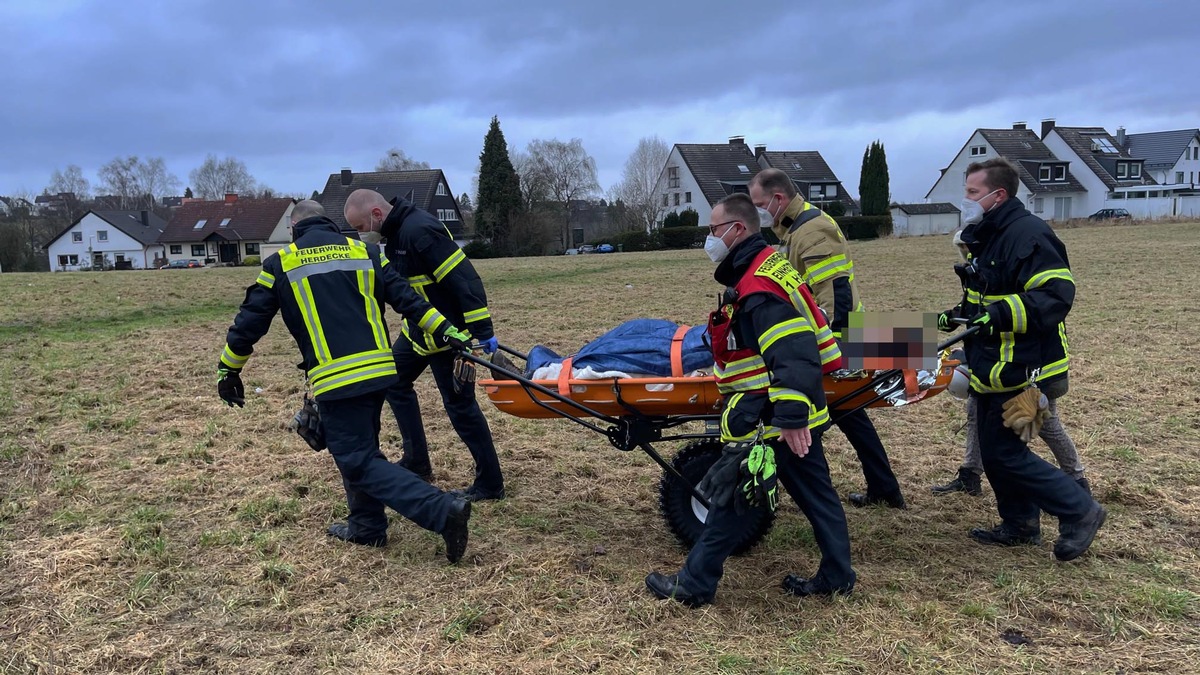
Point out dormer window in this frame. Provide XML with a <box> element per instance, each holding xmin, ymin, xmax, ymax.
<box><xmin>1039</xmin><ymin>166</ymin><xmax>1052</xmax><ymax>182</ymax></box>
<box><xmin>737</xmin><ymin>165</ymin><xmax>750</xmax><ymax>174</ymax></box>
<box><xmin>1130</xmin><ymin>163</ymin><xmax>1142</xmax><ymax>179</ymax></box>
<box><xmin>1116</xmin><ymin>163</ymin><xmax>1128</xmax><ymax>179</ymax></box>
<box><xmin>1053</xmin><ymin>165</ymin><xmax>1066</xmax><ymax>181</ymax></box>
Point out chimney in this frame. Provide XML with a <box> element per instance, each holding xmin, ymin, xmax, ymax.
<box><xmin>753</xmin><ymin>144</ymin><xmax>767</xmax><ymax>159</ymax></box>
<box><xmin>1040</xmin><ymin>118</ymin><xmax>1056</xmax><ymax>139</ymax></box>
<box><xmin>340</xmin><ymin>168</ymin><xmax>353</xmax><ymax>186</ymax></box>
<box><xmin>1116</xmin><ymin>126</ymin><xmax>1126</xmax><ymax>148</ymax></box>
<box><xmin>224</xmin><ymin>193</ymin><xmax>238</xmax><ymax>205</ymax></box>
<box><xmin>1012</xmin><ymin>121</ymin><xmax>1027</xmax><ymax>130</ymax></box>
<box><xmin>140</xmin><ymin>209</ymin><xmax>149</xmax><ymax>227</ymax></box>
<box><xmin>728</xmin><ymin>135</ymin><xmax>745</xmax><ymax>146</ymax></box>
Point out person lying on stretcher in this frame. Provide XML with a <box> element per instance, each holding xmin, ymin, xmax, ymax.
<box><xmin>523</xmin><ymin>318</ymin><xmax>713</xmax><ymax>381</ymax></box>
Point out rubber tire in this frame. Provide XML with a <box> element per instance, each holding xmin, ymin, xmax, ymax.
<box><xmin>658</xmin><ymin>439</ymin><xmax>775</xmax><ymax>555</ymax></box>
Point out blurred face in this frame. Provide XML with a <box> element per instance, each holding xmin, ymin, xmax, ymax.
<box><xmin>964</xmin><ymin>171</ymin><xmax>1005</xmax><ymax>211</ymax></box>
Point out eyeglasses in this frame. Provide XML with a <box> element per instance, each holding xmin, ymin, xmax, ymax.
<box><xmin>707</xmin><ymin>220</ymin><xmax>739</xmax><ymax>236</ymax></box>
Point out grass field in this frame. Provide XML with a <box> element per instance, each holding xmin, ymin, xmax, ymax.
<box><xmin>2</xmin><ymin>221</ymin><xmax>1198</xmax><ymax>674</ymax></box>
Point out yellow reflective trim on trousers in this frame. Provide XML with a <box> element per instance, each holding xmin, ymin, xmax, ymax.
<box><xmin>256</xmin><ymin>271</ymin><xmax>275</xmax><ymax>289</ymax></box>
<box><xmin>221</xmin><ymin>345</ymin><xmax>249</xmax><ymax>369</ymax></box>
<box><xmin>1004</xmin><ymin>295</ymin><xmax>1027</xmax><ymax>334</ymax></box>
<box><xmin>311</xmin><ymin>363</ymin><xmax>398</xmax><ymax>398</ymax></box>
<box><xmin>463</xmin><ymin>307</ymin><xmax>491</xmax><ymax>323</ymax></box>
<box><xmin>805</xmin><ymin>255</ymin><xmax>853</xmax><ymax>286</ymax></box>
<box><xmin>358</xmin><ymin>270</ymin><xmax>389</xmax><ymax>351</ymax></box>
<box><xmin>759</xmin><ymin>317</ymin><xmax>813</xmax><ymax>352</ymax></box>
<box><xmin>309</xmin><ymin>348</ymin><xmax>395</xmax><ymax>382</ymax></box>
<box><xmin>969</xmin><ymin>371</ymin><xmax>1027</xmax><ymax>394</ymax></box>
<box><xmin>432</xmin><ymin>248</ymin><xmax>467</xmax><ymax>282</ymax></box>
<box><xmin>1025</xmin><ymin>268</ymin><xmax>1074</xmax><ymax>291</ymax></box>
<box><xmin>292</xmin><ymin>277</ymin><xmax>330</xmax><ymax>363</ymax></box>
<box><xmin>417</xmin><ymin>307</ymin><xmax>446</xmax><ymax>333</ymax></box>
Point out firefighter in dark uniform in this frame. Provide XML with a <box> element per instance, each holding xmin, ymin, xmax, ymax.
<box><xmin>750</xmin><ymin>168</ymin><xmax>906</xmax><ymax>509</ymax></box>
<box><xmin>344</xmin><ymin>189</ymin><xmax>504</xmax><ymax>502</ymax></box>
<box><xmin>645</xmin><ymin>194</ymin><xmax>855</xmax><ymax>607</ymax></box>
<box><xmin>939</xmin><ymin>158</ymin><xmax>1105</xmax><ymax>561</ymax></box>
<box><xmin>216</xmin><ymin>201</ymin><xmax>473</xmax><ymax>562</ymax></box>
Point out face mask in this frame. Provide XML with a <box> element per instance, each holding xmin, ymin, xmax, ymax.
<box><xmin>960</xmin><ymin>189</ymin><xmax>1000</xmax><ymax>225</ymax></box>
<box><xmin>704</xmin><ymin>234</ymin><xmax>729</xmax><ymax>263</ymax></box>
<box><xmin>359</xmin><ymin>231</ymin><xmax>383</xmax><ymax>245</ymax></box>
<box><xmin>756</xmin><ymin>207</ymin><xmax>774</xmax><ymax>229</ymax></box>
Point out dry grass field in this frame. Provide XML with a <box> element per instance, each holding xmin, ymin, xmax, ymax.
<box><xmin>2</xmin><ymin>221</ymin><xmax>1198</xmax><ymax>674</ymax></box>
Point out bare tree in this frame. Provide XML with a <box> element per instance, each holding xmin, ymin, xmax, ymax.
<box><xmin>524</xmin><ymin>138</ymin><xmax>600</xmax><ymax>249</ymax></box>
<box><xmin>48</xmin><ymin>165</ymin><xmax>91</xmax><ymax>200</ymax></box>
<box><xmin>189</xmin><ymin>154</ymin><xmax>258</xmax><ymax>200</ymax></box>
<box><xmin>375</xmin><ymin>148</ymin><xmax>431</xmax><ymax>172</ymax></box>
<box><xmin>509</xmin><ymin>149</ymin><xmax>551</xmax><ymax>212</ymax></box>
<box><xmin>98</xmin><ymin>156</ymin><xmax>180</xmax><ymax>209</ymax></box>
<box><xmin>137</xmin><ymin>157</ymin><xmax>181</xmax><ymax>207</ymax></box>
<box><xmin>610</xmin><ymin>136</ymin><xmax>670</xmax><ymax>233</ymax></box>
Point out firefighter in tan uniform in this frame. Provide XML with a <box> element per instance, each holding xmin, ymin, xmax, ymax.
<box><xmin>750</xmin><ymin>168</ymin><xmax>906</xmax><ymax>509</ymax></box>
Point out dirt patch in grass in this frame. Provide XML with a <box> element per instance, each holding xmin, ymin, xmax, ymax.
<box><xmin>2</xmin><ymin>222</ymin><xmax>1199</xmax><ymax>673</ymax></box>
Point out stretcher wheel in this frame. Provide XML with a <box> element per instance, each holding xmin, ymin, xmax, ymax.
<box><xmin>658</xmin><ymin>439</ymin><xmax>774</xmax><ymax>555</ymax></box>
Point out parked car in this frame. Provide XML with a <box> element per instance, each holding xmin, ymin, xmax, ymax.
<box><xmin>564</xmin><ymin>248</ymin><xmax>579</xmax><ymax>255</ymax></box>
<box><xmin>1088</xmin><ymin>208</ymin><xmax>1132</xmax><ymax>221</ymax></box>
<box><xmin>161</xmin><ymin>259</ymin><xmax>202</xmax><ymax>269</ymax></box>
<box><xmin>597</xmin><ymin>243</ymin><xmax>615</xmax><ymax>253</ymax></box>
<box><xmin>578</xmin><ymin>244</ymin><xmax>598</xmax><ymax>254</ymax></box>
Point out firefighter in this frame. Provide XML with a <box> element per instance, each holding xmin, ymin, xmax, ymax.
<box><xmin>645</xmin><ymin>193</ymin><xmax>855</xmax><ymax>607</ymax></box>
<box><xmin>937</xmin><ymin>158</ymin><xmax>1104</xmax><ymax>561</ymax></box>
<box><xmin>343</xmin><ymin>189</ymin><xmax>504</xmax><ymax>502</ymax></box>
<box><xmin>216</xmin><ymin>200</ymin><xmax>473</xmax><ymax>562</ymax></box>
<box><xmin>750</xmin><ymin>169</ymin><xmax>905</xmax><ymax>509</ymax></box>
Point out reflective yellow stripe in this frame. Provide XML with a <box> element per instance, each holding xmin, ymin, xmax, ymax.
<box><xmin>819</xmin><ymin>341</ymin><xmax>841</xmax><ymax>366</ymax></box>
<box><xmin>432</xmin><ymin>248</ymin><xmax>467</xmax><ymax>282</ymax></box>
<box><xmin>358</xmin><ymin>269</ymin><xmax>389</xmax><ymax>351</ymax></box>
<box><xmin>220</xmin><ymin>345</ymin><xmax>249</xmax><ymax>369</ymax></box>
<box><xmin>1025</xmin><ymin>268</ymin><xmax>1074</xmax><ymax>291</ymax></box>
<box><xmin>715</xmin><ymin>373</ymin><xmax>771</xmax><ymax>393</ymax></box>
<box><xmin>417</xmin><ymin>307</ymin><xmax>447</xmax><ymax>333</ymax></box>
<box><xmin>808</xmin><ymin>405</ymin><xmax>830</xmax><ymax>429</ymax></box>
<box><xmin>999</xmin><ymin>332</ymin><xmax>1015</xmax><ymax>362</ymax></box>
<box><xmin>969</xmin><ymin>370</ymin><xmax>1027</xmax><ymax>394</ymax></box>
<box><xmin>804</xmin><ymin>254</ymin><xmax>853</xmax><ymax>286</ymax></box>
<box><xmin>280</xmin><ymin>241</ymin><xmax>369</xmax><ymax>274</ymax></box>
<box><xmin>311</xmin><ymin>363</ymin><xmax>398</xmax><ymax>398</ymax></box>
<box><xmin>309</xmin><ymin>349</ymin><xmax>395</xmax><ymax>383</ymax></box>
<box><xmin>1003</xmin><ymin>295</ymin><xmax>1027</xmax><ymax>334</ymax></box>
<box><xmin>759</xmin><ymin>317</ymin><xmax>813</xmax><ymax>352</ymax></box>
<box><xmin>463</xmin><ymin>307</ymin><xmax>491</xmax><ymax>323</ymax></box>
<box><xmin>768</xmin><ymin>387</ymin><xmax>810</xmax><ymax>404</ymax></box>
<box><xmin>718</xmin><ymin>356</ymin><xmax>767</xmax><ymax>377</ymax></box>
<box><xmin>292</xmin><ymin>277</ymin><xmax>330</xmax><ymax>363</ymax></box>
<box><xmin>256</xmin><ymin>271</ymin><xmax>275</xmax><ymax>289</ymax></box>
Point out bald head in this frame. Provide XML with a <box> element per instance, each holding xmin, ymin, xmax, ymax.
<box><xmin>344</xmin><ymin>189</ymin><xmax>392</xmax><ymax>233</ymax></box>
<box><xmin>291</xmin><ymin>200</ymin><xmax>325</xmax><ymax>224</ymax></box>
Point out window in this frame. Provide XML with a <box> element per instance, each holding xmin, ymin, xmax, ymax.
<box><xmin>1053</xmin><ymin>166</ymin><xmax>1066</xmax><ymax>181</ymax></box>
<box><xmin>1129</xmin><ymin>191</ymin><xmax>1146</xmax><ymax>198</ymax></box>
<box><xmin>826</xmin><ymin>185</ymin><xmax>837</xmax><ymax>197</ymax></box>
<box><xmin>97</xmin><ymin>230</ymin><xmax>108</xmax><ymax>242</ymax></box>
<box><xmin>244</xmin><ymin>243</ymin><xmax>259</xmax><ymax>255</ymax></box>
<box><xmin>1052</xmin><ymin>196</ymin><xmax>1072</xmax><ymax>220</ymax></box>
<box><xmin>1091</xmin><ymin>137</ymin><xmax>1118</xmax><ymax>153</ymax></box>
<box><xmin>737</xmin><ymin>165</ymin><xmax>750</xmax><ymax>174</ymax></box>
<box><xmin>193</xmin><ymin>219</ymin><xmax>207</xmax><ymax>229</ymax></box>
<box><xmin>1193</xmin><ymin>146</ymin><xmax>1198</xmax><ymax>160</ymax></box>
<box><xmin>792</xmin><ymin>162</ymin><xmax>803</xmax><ymax>170</ymax></box>
<box><xmin>662</xmin><ymin>194</ymin><xmax>668</xmax><ymax>207</ymax></box>
<box><xmin>1039</xmin><ymin>166</ymin><xmax>1052</xmax><ymax>181</ymax></box>
<box><xmin>970</xmin><ymin>145</ymin><xmax>987</xmax><ymax>157</ymax></box>
<box><xmin>192</xmin><ymin>244</ymin><xmax>206</xmax><ymax>257</ymax></box>
<box><xmin>1177</xmin><ymin>172</ymin><xmax>1186</xmax><ymax>184</ymax></box>
<box><xmin>667</xmin><ymin>166</ymin><xmax>680</xmax><ymax>188</ymax></box>
<box><xmin>1033</xmin><ymin>197</ymin><xmax>1044</xmax><ymax>213</ymax></box>
<box><xmin>72</xmin><ymin>231</ymin><xmax>82</xmax><ymax>242</ymax></box>
<box><xmin>219</xmin><ymin>218</ymin><xmax>231</xmax><ymax>228</ymax></box>
<box><xmin>1116</xmin><ymin>163</ymin><xmax>1128</xmax><ymax>178</ymax></box>
<box><xmin>115</xmin><ymin>254</ymin><xmax>125</xmax><ymax>263</ymax></box>
<box><xmin>810</xmin><ymin>185</ymin><xmax>822</xmax><ymax>200</ymax></box>
<box><xmin>58</xmin><ymin>255</ymin><xmax>69</xmax><ymax>267</ymax></box>
<box><xmin>1109</xmin><ymin>192</ymin><xmax>1124</xmax><ymax>200</ymax></box>
<box><xmin>170</xmin><ymin>245</ymin><xmax>182</xmax><ymax>255</ymax></box>
<box><xmin>437</xmin><ymin>209</ymin><xmax>458</xmax><ymax>221</ymax></box>
<box><xmin>673</xmin><ymin>193</ymin><xmax>680</xmax><ymax>206</ymax></box>
<box><xmin>1130</xmin><ymin>163</ymin><xmax>1142</xmax><ymax>178</ymax></box>
<box><xmin>436</xmin><ymin>182</ymin><xmax>447</xmax><ymax>196</ymax></box>
<box><xmin>685</xmin><ymin>191</ymin><xmax>692</xmax><ymax>203</ymax></box>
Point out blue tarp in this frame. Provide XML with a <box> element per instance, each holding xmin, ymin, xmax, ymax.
<box><xmin>527</xmin><ymin>319</ymin><xmax>713</xmax><ymax>376</ymax></box>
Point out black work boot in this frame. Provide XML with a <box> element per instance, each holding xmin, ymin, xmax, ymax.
<box><xmin>781</xmin><ymin>571</ymin><xmax>856</xmax><ymax>598</ymax></box>
<box><xmin>931</xmin><ymin>469</ymin><xmax>983</xmax><ymax>496</ymax></box>
<box><xmin>396</xmin><ymin>456</ymin><xmax>433</xmax><ymax>482</ymax></box>
<box><xmin>1054</xmin><ymin>502</ymin><xmax>1106</xmax><ymax>562</ymax></box>
<box><xmin>848</xmin><ymin>490</ymin><xmax>907</xmax><ymax>510</ymax></box>
<box><xmin>1075</xmin><ymin>476</ymin><xmax>1091</xmax><ymax>495</ymax></box>
<box><xmin>441</xmin><ymin>497</ymin><xmax>472</xmax><ymax>563</ymax></box>
<box><xmin>326</xmin><ymin>522</ymin><xmax>387</xmax><ymax>548</ymax></box>
<box><xmin>969</xmin><ymin>520</ymin><xmax>1042</xmax><ymax>547</ymax></box>
<box><xmin>645</xmin><ymin>572</ymin><xmax>712</xmax><ymax>607</ymax></box>
<box><xmin>451</xmin><ymin>484</ymin><xmax>506</xmax><ymax>503</ymax></box>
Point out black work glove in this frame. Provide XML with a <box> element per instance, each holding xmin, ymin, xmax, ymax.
<box><xmin>937</xmin><ymin>309</ymin><xmax>957</xmax><ymax>332</ymax></box>
<box><xmin>289</xmin><ymin>394</ymin><xmax>326</xmax><ymax>451</ymax></box>
<box><xmin>696</xmin><ymin>441</ymin><xmax>753</xmax><ymax>512</ymax></box>
<box><xmin>969</xmin><ymin>306</ymin><xmax>999</xmax><ymax>337</ymax></box>
<box><xmin>217</xmin><ymin>367</ymin><xmax>245</xmax><ymax>407</ymax></box>
<box><xmin>451</xmin><ymin>354</ymin><xmax>476</xmax><ymax>394</ymax></box>
<box><xmin>440</xmin><ymin>325</ymin><xmax>472</xmax><ymax>351</ymax></box>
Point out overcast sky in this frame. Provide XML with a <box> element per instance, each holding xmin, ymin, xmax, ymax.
<box><xmin>3</xmin><ymin>0</ymin><xmax>1197</xmax><ymax>207</ymax></box>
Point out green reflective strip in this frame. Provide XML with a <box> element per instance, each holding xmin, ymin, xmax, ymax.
<box><xmin>967</xmin><ymin>290</ymin><xmax>1010</xmax><ymax>304</ymax></box>
<box><xmin>256</xmin><ymin>271</ymin><xmax>275</xmax><ymax>289</ymax></box>
<box><xmin>380</xmin><ymin>251</ymin><xmax>390</xmax><ymax>267</ymax></box>
<box><xmin>308</xmin><ymin>348</ymin><xmax>394</xmax><ymax>382</ymax></box>
<box><xmin>463</xmin><ymin>307</ymin><xmax>491</xmax><ymax>323</ymax></box>
<box><xmin>400</xmin><ymin>321</ymin><xmax>447</xmax><ymax>355</ymax></box>
<box><xmin>768</xmin><ymin>387</ymin><xmax>810</xmax><ymax>405</ymax></box>
<box><xmin>718</xmin><ymin>356</ymin><xmax>767</xmax><ymax>377</ymax></box>
<box><xmin>759</xmin><ymin>317</ymin><xmax>813</xmax><ymax>352</ymax></box>
<box><xmin>358</xmin><ymin>270</ymin><xmax>389</xmax><ymax>351</ymax></box>
<box><xmin>807</xmin><ymin>405</ymin><xmax>830</xmax><ymax>429</ymax></box>
<box><xmin>1038</xmin><ymin>355</ymin><xmax>1070</xmax><ymax>380</ymax></box>
<box><xmin>408</xmin><ymin>274</ymin><xmax>434</xmax><ymax>286</ymax></box>
<box><xmin>716</xmin><ymin>373</ymin><xmax>771</xmax><ymax>392</ymax></box>
<box><xmin>1025</xmin><ymin>268</ymin><xmax>1074</xmax><ymax>291</ymax></box>
<box><xmin>292</xmin><ymin>277</ymin><xmax>330</xmax><ymax>363</ymax></box>
<box><xmin>1004</xmin><ymin>295</ymin><xmax>1027</xmax><ymax>334</ymax></box>
<box><xmin>221</xmin><ymin>345</ymin><xmax>249</xmax><ymax>369</ymax></box>
<box><xmin>999</xmin><ymin>332</ymin><xmax>1015</xmax><ymax>362</ymax></box>
<box><xmin>720</xmin><ymin>394</ymin><xmax>753</xmax><ymax>440</ymax></box>
<box><xmin>969</xmin><ymin>370</ymin><xmax>1027</xmax><ymax>394</ymax></box>
<box><xmin>286</xmin><ymin>257</ymin><xmax>373</xmax><ymax>282</ymax></box>
<box><xmin>432</xmin><ymin>248</ymin><xmax>466</xmax><ymax>282</ymax></box>
<box><xmin>311</xmin><ymin>363</ymin><xmax>398</xmax><ymax>398</ymax></box>
<box><xmin>804</xmin><ymin>254</ymin><xmax>853</xmax><ymax>285</ymax></box>
<box><xmin>417</xmin><ymin>308</ymin><xmax>446</xmax><ymax>333</ymax></box>
<box><xmin>819</xmin><ymin>342</ymin><xmax>841</xmax><ymax>365</ymax></box>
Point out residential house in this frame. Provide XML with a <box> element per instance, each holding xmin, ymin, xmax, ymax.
<box><xmin>890</xmin><ymin>203</ymin><xmax>961</xmax><ymax>237</ymax></box>
<box><xmin>754</xmin><ymin>146</ymin><xmax>858</xmax><ymax>215</ymax></box>
<box><xmin>0</xmin><ymin>196</ymin><xmax>35</xmax><ymax>218</ymax></box>
<box><xmin>34</xmin><ymin>192</ymin><xmax>80</xmax><ymax>217</ymax></box>
<box><xmin>316</xmin><ymin>168</ymin><xmax>467</xmax><ymax>244</ymax></box>
<box><xmin>1041</xmin><ymin>122</ymin><xmax>1159</xmax><ymax>218</ymax></box>
<box><xmin>158</xmin><ymin>194</ymin><xmax>294</xmax><ymax>266</ymax></box>
<box><xmin>925</xmin><ymin>122</ymin><xmax>1088</xmax><ymax>221</ymax></box>
<box><xmin>1122</xmin><ymin>128</ymin><xmax>1200</xmax><ymax>217</ymax></box>
<box><xmin>44</xmin><ymin>210</ymin><xmax>168</xmax><ymax>271</ymax></box>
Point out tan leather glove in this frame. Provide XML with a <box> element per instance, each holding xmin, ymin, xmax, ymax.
<box><xmin>1002</xmin><ymin>387</ymin><xmax>1050</xmax><ymax>443</ymax></box>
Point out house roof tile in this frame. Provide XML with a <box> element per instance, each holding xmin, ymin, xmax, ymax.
<box><xmin>976</xmin><ymin>129</ymin><xmax>1088</xmax><ymax>194</ymax></box>
<box><xmin>316</xmin><ymin>169</ymin><xmax>461</xmax><ymax>236</ymax></box>
<box><xmin>1124</xmin><ymin>129</ymin><xmax>1200</xmax><ymax>169</ymax></box>
<box><xmin>1050</xmin><ymin>126</ymin><xmax>1155</xmax><ymax>190</ymax></box>
<box><xmin>675</xmin><ymin>143</ymin><xmax>760</xmax><ymax>207</ymax></box>
<box><xmin>159</xmin><ymin>197</ymin><xmax>294</xmax><ymax>244</ymax></box>
<box><xmin>894</xmin><ymin>202</ymin><xmax>960</xmax><ymax>215</ymax></box>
